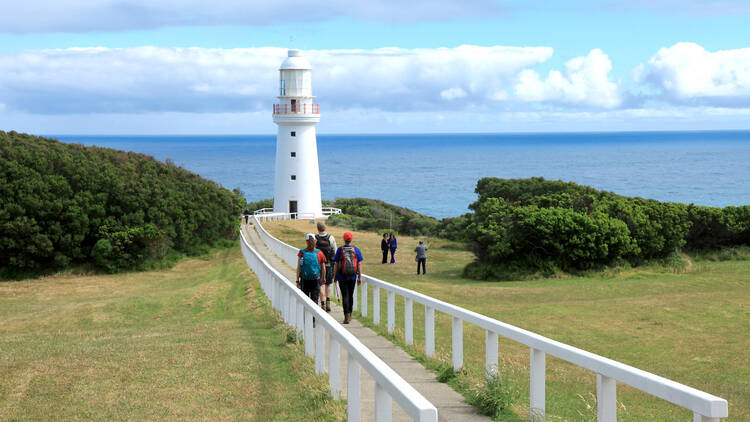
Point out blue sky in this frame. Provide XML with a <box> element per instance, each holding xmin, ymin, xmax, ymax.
<box><xmin>0</xmin><ymin>0</ymin><xmax>749</xmax><ymax>134</ymax></box>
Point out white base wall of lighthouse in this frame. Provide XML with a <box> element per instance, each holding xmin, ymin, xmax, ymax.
<box><xmin>272</xmin><ymin>123</ymin><xmax>323</xmax><ymax>217</ymax></box>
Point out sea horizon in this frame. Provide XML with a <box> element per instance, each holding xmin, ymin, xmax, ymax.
<box><xmin>51</xmin><ymin>130</ymin><xmax>750</xmax><ymax>219</ymax></box>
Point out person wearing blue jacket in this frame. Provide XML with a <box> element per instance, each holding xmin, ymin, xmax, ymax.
<box><xmin>388</xmin><ymin>233</ymin><xmax>397</xmax><ymax>264</ymax></box>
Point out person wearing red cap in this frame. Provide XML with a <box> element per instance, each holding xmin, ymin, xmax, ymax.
<box><xmin>333</xmin><ymin>231</ymin><xmax>364</xmax><ymax>324</ymax></box>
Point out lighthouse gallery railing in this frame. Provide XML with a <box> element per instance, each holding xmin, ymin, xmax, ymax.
<box><xmin>251</xmin><ymin>216</ymin><xmax>729</xmax><ymax>422</ymax></box>
<box><xmin>240</xmin><ymin>229</ymin><xmax>437</xmax><ymax>421</ymax></box>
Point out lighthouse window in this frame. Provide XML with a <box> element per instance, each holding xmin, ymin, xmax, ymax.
<box><xmin>290</xmin><ymin>175</ymin><xmax>296</xmax><ymax>180</ymax></box>
<box><xmin>290</xmin><ymin>152</ymin><xmax>296</xmax><ymax>157</ymax></box>
<box><xmin>290</xmin><ymin>131</ymin><xmax>296</xmax><ymax>137</ymax></box>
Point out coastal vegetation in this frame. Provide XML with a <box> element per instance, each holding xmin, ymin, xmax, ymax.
<box><xmin>265</xmin><ymin>219</ymin><xmax>750</xmax><ymax>421</ymax></box>
<box><xmin>0</xmin><ymin>246</ymin><xmax>345</xmax><ymax>421</ymax></box>
<box><xmin>462</xmin><ymin>177</ymin><xmax>750</xmax><ymax>279</ymax></box>
<box><xmin>0</xmin><ymin>131</ymin><xmax>244</xmax><ymax>277</ymax></box>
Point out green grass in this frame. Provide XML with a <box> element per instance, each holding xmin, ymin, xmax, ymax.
<box><xmin>0</xmin><ymin>244</ymin><xmax>345</xmax><ymax>421</ymax></box>
<box><xmin>267</xmin><ymin>220</ymin><xmax>750</xmax><ymax>421</ymax></box>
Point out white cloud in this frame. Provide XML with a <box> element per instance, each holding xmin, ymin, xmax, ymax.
<box><xmin>0</xmin><ymin>45</ymin><xmax>554</xmax><ymax>115</ymax></box>
<box><xmin>610</xmin><ymin>0</ymin><xmax>750</xmax><ymax>16</ymax></box>
<box><xmin>639</xmin><ymin>42</ymin><xmax>750</xmax><ymax>105</ymax></box>
<box><xmin>513</xmin><ymin>49</ymin><xmax>622</xmax><ymax>108</ymax></box>
<box><xmin>440</xmin><ymin>88</ymin><xmax>468</xmax><ymax>100</ymax></box>
<box><xmin>0</xmin><ymin>0</ymin><xmax>503</xmax><ymax>33</ymax></box>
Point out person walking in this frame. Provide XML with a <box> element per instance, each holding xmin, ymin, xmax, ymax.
<box><xmin>388</xmin><ymin>233</ymin><xmax>398</xmax><ymax>264</ymax></box>
<box><xmin>333</xmin><ymin>232</ymin><xmax>364</xmax><ymax>324</ymax></box>
<box><xmin>296</xmin><ymin>233</ymin><xmax>327</xmax><ymax>308</ymax></box>
<box><xmin>381</xmin><ymin>233</ymin><xmax>389</xmax><ymax>264</ymax></box>
<box><xmin>242</xmin><ymin>208</ymin><xmax>251</xmax><ymax>224</ymax></box>
<box><xmin>414</xmin><ymin>240</ymin><xmax>428</xmax><ymax>275</ymax></box>
<box><xmin>315</xmin><ymin>221</ymin><xmax>337</xmax><ymax>312</ymax></box>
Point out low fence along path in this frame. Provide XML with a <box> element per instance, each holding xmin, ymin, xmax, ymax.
<box><xmin>241</xmin><ymin>222</ymin><xmax>489</xmax><ymax>421</ymax></box>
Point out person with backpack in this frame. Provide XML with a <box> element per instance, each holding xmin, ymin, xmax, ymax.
<box><xmin>333</xmin><ymin>232</ymin><xmax>364</xmax><ymax>324</ymax></box>
<box><xmin>315</xmin><ymin>221</ymin><xmax>337</xmax><ymax>312</ymax></box>
<box><xmin>296</xmin><ymin>233</ymin><xmax>327</xmax><ymax>307</ymax></box>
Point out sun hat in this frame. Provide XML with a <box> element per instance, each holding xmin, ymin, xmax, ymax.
<box><xmin>343</xmin><ymin>232</ymin><xmax>353</xmax><ymax>242</ymax></box>
<box><xmin>306</xmin><ymin>233</ymin><xmax>316</xmax><ymax>240</ymax></box>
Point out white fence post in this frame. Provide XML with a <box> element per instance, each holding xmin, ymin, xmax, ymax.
<box><xmin>329</xmin><ymin>338</ymin><xmax>341</xmax><ymax>399</ymax></box>
<box><xmin>361</xmin><ymin>281</ymin><xmax>368</xmax><ymax>317</ymax></box>
<box><xmin>353</xmin><ymin>282</ymin><xmax>358</xmax><ymax>312</ymax></box>
<box><xmin>694</xmin><ymin>414</ymin><xmax>720</xmax><ymax>422</ymax></box>
<box><xmin>387</xmin><ymin>291</ymin><xmax>395</xmax><ymax>334</ymax></box>
<box><xmin>296</xmin><ymin>301</ymin><xmax>304</xmax><ymax>338</ymax></box>
<box><xmin>373</xmin><ymin>286</ymin><xmax>381</xmax><ymax>325</ymax></box>
<box><xmin>425</xmin><ymin>306</ymin><xmax>435</xmax><ymax>358</ymax></box>
<box><xmin>289</xmin><ymin>294</ymin><xmax>296</xmax><ymax>330</ymax></box>
<box><xmin>530</xmin><ymin>348</ymin><xmax>546</xmax><ymax>421</ymax></box>
<box><xmin>375</xmin><ymin>382</ymin><xmax>393</xmax><ymax>422</ymax></box>
<box><xmin>347</xmin><ymin>355</ymin><xmax>361</xmax><ymax>422</ymax></box>
<box><xmin>452</xmin><ymin>316</ymin><xmax>463</xmax><ymax>371</ymax></box>
<box><xmin>405</xmin><ymin>298</ymin><xmax>413</xmax><ymax>345</ymax></box>
<box><xmin>486</xmin><ymin>330</ymin><xmax>498</xmax><ymax>378</ymax></box>
<box><xmin>315</xmin><ymin>322</ymin><xmax>326</xmax><ymax>375</ymax></box>
<box><xmin>304</xmin><ymin>310</ymin><xmax>314</xmax><ymax>357</ymax></box>
<box><xmin>597</xmin><ymin>374</ymin><xmax>616</xmax><ymax>422</ymax></box>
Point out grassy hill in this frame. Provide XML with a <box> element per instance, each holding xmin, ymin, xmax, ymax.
<box><xmin>0</xmin><ymin>245</ymin><xmax>345</xmax><ymax>421</ymax></box>
<box><xmin>265</xmin><ymin>219</ymin><xmax>749</xmax><ymax>421</ymax></box>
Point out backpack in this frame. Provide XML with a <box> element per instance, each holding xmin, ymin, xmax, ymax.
<box><xmin>299</xmin><ymin>249</ymin><xmax>321</xmax><ymax>280</ymax></box>
<box><xmin>315</xmin><ymin>234</ymin><xmax>335</xmax><ymax>262</ymax></box>
<box><xmin>339</xmin><ymin>245</ymin><xmax>359</xmax><ymax>277</ymax></box>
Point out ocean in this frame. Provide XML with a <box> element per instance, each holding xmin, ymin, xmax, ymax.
<box><xmin>53</xmin><ymin>131</ymin><xmax>750</xmax><ymax>219</ymax></box>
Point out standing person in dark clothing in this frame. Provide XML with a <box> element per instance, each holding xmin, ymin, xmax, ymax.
<box><xmin>388</xmin><ymin>233</ymin><xmax>398</xmax><ymax>264</ymax></box>
<box><xmin>242</xmin><ymin>208</ymin><xmax>251</xmax><ymax>224</ymax></box>
<box><xmin>333</xmin><ymin>232</ymin><xmax>364</xmax><ymax>324</ymax></box>
<box><xmin>381</xmin><ymin>233</ymin><xmax>389</xmax><ymax>264</ymax></box>
<box><xmin>296</xmin><ymin>233</ymin><xmax>327</xmax><ymax>306</ymax></box>
<box><xmin>414</xmin><ymin>240</ymin><xmax>428</xmax><ymax>275</ymax></box>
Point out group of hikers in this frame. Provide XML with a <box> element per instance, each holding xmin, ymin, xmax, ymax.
<box><xmin>296</xmin><ymin>222</ymin><xmax>428</xmax><ymax>325</ymax></box>
<box><xmin>297</xmin><ymin>222</ymin><xmax>362</xmax><ymax>324</ymax></box>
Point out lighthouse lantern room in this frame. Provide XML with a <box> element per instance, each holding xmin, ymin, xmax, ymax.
<box><xmin>272</xmin><ymin>49</ymin><xmax>323</xmax><ymax>218</ymax></box>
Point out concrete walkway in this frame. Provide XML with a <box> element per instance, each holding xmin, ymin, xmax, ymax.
<box><xmin>242</xmin><ymin>223</ymin><xmax>490</xmax><ymax>421</ymax></box>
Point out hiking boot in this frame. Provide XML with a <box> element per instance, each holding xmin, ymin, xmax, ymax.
<box><xmin>343</xmin><ymin>314</ymin><xmax>350</xmax><ymax>324</ymax></box>
<box><xmin>325</xmin><ymin>300</ymin><xmax>331</xmax><ymax>312</ymax></box>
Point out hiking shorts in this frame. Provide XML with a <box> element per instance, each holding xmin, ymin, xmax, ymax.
<box><xmin>323</xmin><ymin>263</ymin><xmax>334</xmax><ymax>285</ymax></box>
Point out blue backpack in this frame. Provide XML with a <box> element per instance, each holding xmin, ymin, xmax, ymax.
<box><xmin>299</xmin><ymin>248</ymin><xmax>321</xmax><ymax>280</ymax></box>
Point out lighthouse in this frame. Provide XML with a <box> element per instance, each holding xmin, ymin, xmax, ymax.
<box><xmin>272</xmin><ymin>49</ymin><xmax>323</xmax><ymax>218</ymax></box>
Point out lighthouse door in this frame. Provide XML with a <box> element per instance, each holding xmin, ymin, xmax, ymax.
<box><xmin>289</xmin><ymin>200</ymin><xmax>298</xmax><ymax>219</ymax></box>
<box><xmin>291</xmin><ymin>99</ymin><xmax>297</xmax><ymax>113</ymax></box>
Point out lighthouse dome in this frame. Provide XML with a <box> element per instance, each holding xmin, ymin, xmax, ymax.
<box><xmin>280</xmin><ymin>49</ymin><xmax>312</xmax><ymax>70</ymax></box>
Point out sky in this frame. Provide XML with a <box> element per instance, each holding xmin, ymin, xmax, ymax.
<box><xmin>0</xmin><ymin>0</ymin><xmax>749</xmax><ymax>134</ymax></box>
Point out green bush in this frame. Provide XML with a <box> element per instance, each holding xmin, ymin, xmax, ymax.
<box><xmin>463</xmin><ymin>177</ymin><xmax>749</xmax><ymax>279</ymax></box>
<box><xmin>0</xmin><ymin>131</ymin><xmax>244</xmax><ymax>276</ymax></box>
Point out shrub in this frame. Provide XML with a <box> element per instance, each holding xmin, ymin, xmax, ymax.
<box><xmin>463</xmin><ymin>177</ymin><xmax>748</xmax><ymax>279</ymax></box>
<box><xmin>0</xmin><ymin>131</ymin><xmax>244</xmax><ymax>276</ymax></box>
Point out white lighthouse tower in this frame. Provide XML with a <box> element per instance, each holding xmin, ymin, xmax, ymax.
<box><xmin>272</xmin><ymin>49</ymin><xmax>323</xmax><ymax>218</ymax></box>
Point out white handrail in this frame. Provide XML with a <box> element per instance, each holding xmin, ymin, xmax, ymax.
<box><xmin>252</xmin><ymin>208</ymin><xmax>342</xmax><ymax>220</ymax></box>
<box><xmin>240</xmin><ymin>229</ymin><xmax>437</xmax><ymax>421</ymax></box>
<box><xmin>251</xmin><ymin>217</ymin><xmax>729</xmax><ymax>422</ymax></box>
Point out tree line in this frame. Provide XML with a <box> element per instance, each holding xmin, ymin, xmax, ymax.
<box><xmin>1</xmin><ymin>131</ymin><xmax>244</xmax><ymax>277</ymax></box>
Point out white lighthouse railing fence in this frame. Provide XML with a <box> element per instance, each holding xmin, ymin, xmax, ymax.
<box><xmin>252</xmin><ymin>207</ymin><xmax>341</xmax><ymax>221</ymax></box>
<box><xmin>250</xmin><ymin>215</ymin><xmax>729</xmax><ymax>422</ymax></box>
<box><xmin>240</xmin><ymin>229</ymin><xmax>438</xmax><ymax>421</ymax></box>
